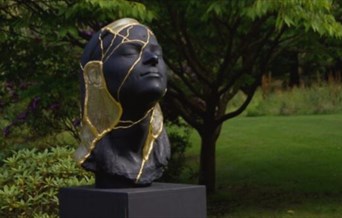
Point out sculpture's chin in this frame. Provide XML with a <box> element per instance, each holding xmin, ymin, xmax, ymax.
<box><xmin>120</xmin><ymin>81</ymin><xmax>166</xmax><ymax>109</ymax></box>
<box><xmin>139</xmin><ymin>85</ymin><xmax>165</xmax><ymax>103</ymax></box>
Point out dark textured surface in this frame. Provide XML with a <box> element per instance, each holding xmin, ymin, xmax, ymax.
<box><xmin>59</xmin><ymin>182</ymin><xmax>207</xmax><ymax>218</ymax></box>
<box><xmin>77</xmin><ymin>20</ymin><xmax>171</xmax><ymax>187</ymax></box>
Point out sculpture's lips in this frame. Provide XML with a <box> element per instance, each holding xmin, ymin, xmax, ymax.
<box><xmin>140</xmin><ymin>70</ymin><xmax>160</xmax><ymax>78</ymax></box>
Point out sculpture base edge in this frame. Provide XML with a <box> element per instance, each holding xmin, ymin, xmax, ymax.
<box><xmin>58</xmin><ymin>182</ymin><xmax>207</xmax><ymax>218</ymax></box>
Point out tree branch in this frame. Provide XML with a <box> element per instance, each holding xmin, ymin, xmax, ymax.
<box><xmin>217</xmin><ymin>16</ymin><xmax>240</xmax><ymax>83</ymax></box>
<box><xmin>216</xmin><ymin>84</ymin><xmax>257</xmax><ymax>124</ymax></box>
<box><xmin>217</xmin><ymin>27</ymin><xmax>286</xmax><ymax>124</ymax></box>
<box><xmin>167</xmin><ymin>93</ymin><xmax>202</xmax><ymax>130</ymax></box>
<box><xmin>167</xmin><ymin>82</ymin><xmax>205</xmax><ymax>117</ymax></box>
<box><xmin>218</xmin><ymin>23</ymin><xmax>278</xmax><ymax>96</ymax></box>
<box><xmin>166</xmin><ymin>5</ymin><xmax>213</xmax><ymax>89</ymax></box>
<box><xmin>164</xmin><ymin>57</ymin><xmax>204</xmax><ymax>98</ymax></box>
<box><xmin>178</xmin><ymin>14</ymin><xmax>213</xmax><ymax>80</ymax></box>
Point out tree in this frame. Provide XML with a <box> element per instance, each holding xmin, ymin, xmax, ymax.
<box><xmin>1</xmin><ymin>0</ymin><xmax>342</xmax><ymax>193</ymax></box>
<box><xmin>142</xmin><ymin>0</ymin><xmax>342</xmax><ymax>192</ymax></box>
<box><xmin>0</xmin><ymin>0</ymin><xmax>153</xmax><ymax>147</ymax></box>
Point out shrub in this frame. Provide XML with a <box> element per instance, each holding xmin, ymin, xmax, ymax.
<box><xmin>0</xmin><ymin>146</ymin><xmax>93</xmax><ymax>218</ymax></box>
<box><xmin>159</xmin><ymin>118</ymin><xmax>193</xmax><ymax>183</ymax></box>
<box><xmin>0</xmin><ymin>123</ymin><xmax>193</xmax><ymax>217</ymax></box>
<box><xmin>246</xmin><ymin>84</ymin><xmax>342</xmax><ymax>116</ymax></box>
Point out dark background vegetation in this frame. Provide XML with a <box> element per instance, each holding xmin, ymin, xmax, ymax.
<box><xmin>0</xmin><ymin>0</ymin><xmax>342</xmax><ymax>217</ymax></box>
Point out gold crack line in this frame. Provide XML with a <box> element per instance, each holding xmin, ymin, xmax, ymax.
<box><xmin>103</xmin><ymin>40</ymin><xmax>146</xmax><ymax>63</ymax></box>
<box><xmin>116</xmin><ymin>29</ymin><xmax>150</xmax><ymax>101</ymax></box>
<box><xmin>77</xmin><ymin>61</ymin><xmax>123</xmax><ymax>165</ymax></box>
<box><xmin>103</xmin><ymin>33</ymin><xmax>117</xmax><ymax>59</ymax></box>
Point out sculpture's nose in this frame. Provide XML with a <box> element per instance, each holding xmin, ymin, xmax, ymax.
<box><xmin>143</xmin><ymin>51</ymin><xmax>159</xmax><ymax>66</ymax></box>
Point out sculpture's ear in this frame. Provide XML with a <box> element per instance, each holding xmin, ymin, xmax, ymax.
<box><xmin>75</xmin><ymin>60</ymin><xmax>123</xmax><ymax>164</ymax></box>
<box><xmin>83</xmin><ymin>61</ymin><xmax>104</xmax><ymax>88</ymax></box>
<box><xmin>83</xmin><ymin>60</ymin><xmax>122</xmax><ymax>134</ymax></box>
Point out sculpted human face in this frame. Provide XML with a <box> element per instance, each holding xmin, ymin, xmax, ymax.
<box><xmin>102</xmin><ymin>25</ymin><xmax>167</xmax><ymax>111</ymax></box>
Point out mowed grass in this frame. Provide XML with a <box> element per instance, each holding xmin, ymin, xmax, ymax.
<box><xmin>187</xmin><ymin>114</ymin><xmax>342</xmax><ymax>218</ymax></box>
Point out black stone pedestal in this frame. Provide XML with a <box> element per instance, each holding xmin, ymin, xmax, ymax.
<box><xmin>59</xmin><ymin>182</ymin><xmax>206</xmax><ymax>218</ymax></box>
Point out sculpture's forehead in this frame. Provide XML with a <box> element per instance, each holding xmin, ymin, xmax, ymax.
<box><xmin>120</xmin><ymin>25</ymin><xmax>157</xmax><ymax>43</ymax></box>
<box><xmin>126</xmin><ymin>25</ymin><xmax>148</xmax><ymax>40</ymax></box>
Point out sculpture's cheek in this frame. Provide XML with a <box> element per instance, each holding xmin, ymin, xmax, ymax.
<box><xmin>102</xmin><ymin>55</ymin><xmax>139</xmax><ymax>100</ymax></box>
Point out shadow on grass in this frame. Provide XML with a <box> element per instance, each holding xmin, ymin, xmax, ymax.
<box><xmin>208</xmin><ymin>184</ymin><xmax>342</xmax><ymax>218</ymax></box>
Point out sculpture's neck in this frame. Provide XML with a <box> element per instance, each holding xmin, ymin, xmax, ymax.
<box><xmin>119</xmin><ymin>106</ymin><xmax>153</xmax><ymax>126</ymax></box>
<box><xmin>109</xmin><ymin>110</ymin><xmax>152</xmax><ymax>154</ymax></box>
<box><xmin>120</xmin><ymin>100</ymin><xmax>156</xmax><ymax>122</ymax></box>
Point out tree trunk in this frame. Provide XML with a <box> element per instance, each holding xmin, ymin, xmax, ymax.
<box><xmin>289</xmin><ymin>52</ymin><xmax>300</xmax><ymax>87</ymax></box>
<box><xmin>198</xmin><ymin>124</ymin><xmax>222</xmax><ymax>193</ymax></box>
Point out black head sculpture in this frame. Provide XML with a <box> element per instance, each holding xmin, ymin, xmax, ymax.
<box><xmin>74</xmin><ymin>18</ymin><xmax>170</xmax><ymax>188</ymax></box>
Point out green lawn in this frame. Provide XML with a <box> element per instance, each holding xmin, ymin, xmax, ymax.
<box><xmin>187</xmin><ymin>114</ymin><xmax>342</xmax><ymax>218</ymax></box>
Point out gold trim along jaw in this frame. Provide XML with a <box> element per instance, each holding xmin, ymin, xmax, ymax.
<box><xmin>135</xmin><ymin>104</ymin><xmax>164</xmax><ymax>183</ymax></box>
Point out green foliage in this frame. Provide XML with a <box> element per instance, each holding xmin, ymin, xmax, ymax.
<box><xmin>146</xmin><ymin>0</ymin><xmax>342</xmax><ymax>129</ymax></box>
<box><xmin>0</xmin><ymin>146</ymin><xmax>93</xmax><ymax>218</ymax></box>
<box><xmin>245</xmin><ymin>84</ymin><xmax>342</xmax><ymax>116</ymax></box>
<box><xmin>160</xmin><ymin>119</ymin><xmax>193</xmax><ymax>183</ymax></box>
<box><xmin>0</xmin><ymin>0</ymin><xmax>155</xmax><ymax>149</ymax></box>
<box><xmin>245</xmin><ymin>0</ymin><xmax>342</xmax><ymax>37</ymax></box>
<box><xmin>1</xmin><ymin>0</ymin><xmax>341</xmax><ymax>193</ymax></box>
<box><xmin>144</xmin><ymin>0</ymin><xmax>342</xmax><ymax>191</ymax></box>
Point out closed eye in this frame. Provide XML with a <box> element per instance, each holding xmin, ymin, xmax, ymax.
<box><xmin>118</xmin><ymin>43</ymin><xmax>143</xmax><ymax>56</ymax></box>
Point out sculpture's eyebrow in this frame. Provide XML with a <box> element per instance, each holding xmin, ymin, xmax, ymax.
<box><xmin>149</xmin><ymin>44</ymin><xmax>161</xmax><ymax>50</ymax></box>
<box><xmin>122</xmin><ymin>41</ymin><xmax>144</xmax><ymax>48</ymax></box>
